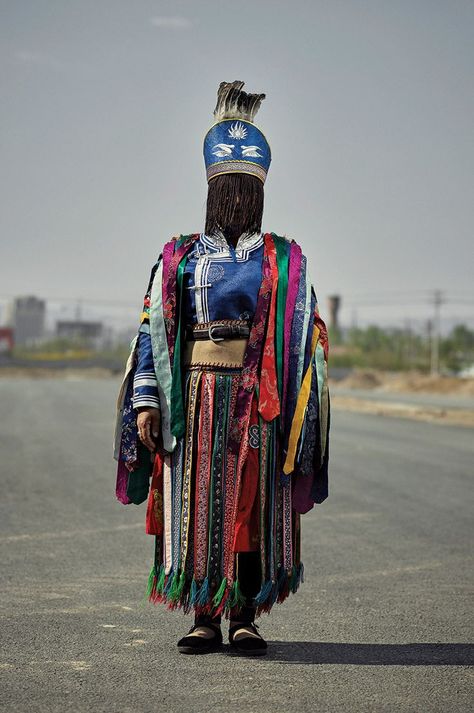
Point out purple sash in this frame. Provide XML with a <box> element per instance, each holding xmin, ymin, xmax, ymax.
<box><xmin>281</xmin><ymin>242</ymin><xmax>302</xmax><ymax>423</ymax></box>
<box><xmin>161</xmin><ymin>239</ymin><xmax>176</xmax><ymax>359</ymax></box>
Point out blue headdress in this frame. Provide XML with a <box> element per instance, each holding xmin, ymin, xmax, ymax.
<box><xmin>203</xmin><ymin>81</ymin><xmax>271</xmax><ymax>184</ymax></box>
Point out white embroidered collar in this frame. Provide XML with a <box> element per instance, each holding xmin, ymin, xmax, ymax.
<box><xmin>202</xmin><ymin>229</ymin><xmax>263</xmax><ymax>252</ymax></box>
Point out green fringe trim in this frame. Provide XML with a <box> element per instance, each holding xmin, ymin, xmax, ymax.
<box><xmin>175</xmin><ymin>570</ymin><xmax>186</xmax><ymax>600</ymax></box>
<box><xmin>168</xmin><ymin>569</ymin><xmax>186</xmax><ymax>603</ymax></box>
<box><xmin>212</xmin><ymin>577</ymin><xmax>227</xmax><ymax>607</ymax></box>
<box><xmin>156</xmin><ymin>565</ymin><xmax>166</xmax><ymax>595</ymax></box>
<box><xmin>226</xmin><ymin>579</ymin><xmax>246</xmax><ymax>610</ymax></box>
<box><xmin>144</xmin><ymin>561</ymin><xmax>305</xmax><ymax>616</ymax></box>
<box><xmin>140</xmin><ymin>565</ymin><xmax>157</xmax><ymax>606</ymax></box>
<box><xmin>146</xmin><ymin>565</ymin><xmax>156</xmax><ymax>599</ymax></box>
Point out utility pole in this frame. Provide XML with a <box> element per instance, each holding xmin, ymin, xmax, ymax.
<box><xmin>327</xmin><ymin>295</ymin><xmax>342</xmax><ymax>343</ymax></box>
<box><xmin>75</xmin><ymin>300</ymin><xmax>82</xmax><ymax>322</ymax></box>
<box><xmin>430</xmin><ymin>290</ymin><xmax>443</xmax><ymax>375</ymax></box>
<box><xmin>404</xmin><ymin>318</ymin><xmax>412</xmax><ymax>367</ymax></box>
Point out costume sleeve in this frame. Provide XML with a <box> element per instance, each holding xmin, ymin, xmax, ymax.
<box><xmin>114</xmin><ymin>256</ymin><xmax>164</xmax><ymax>506</ymax></box>
<box><xmin>131</xmin><ymin>261</ymin><xmax>161</xmax><ymax>410</ymax></box>
<box><xmin>132</xmin><ymin>332</ymin><xmax>160</xmax><ymax>409</ymax></box>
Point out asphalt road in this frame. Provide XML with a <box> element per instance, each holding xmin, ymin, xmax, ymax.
<box><xmin>0</xmin><ymin>378</ymin><xmax>472</xmax><ymax>713</ymax></box>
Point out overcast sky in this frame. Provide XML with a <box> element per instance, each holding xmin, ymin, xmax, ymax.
<box><xmin>1</xmin><ymin>0</ymin><xmax>473</xmax><ymax>330</ymax></box>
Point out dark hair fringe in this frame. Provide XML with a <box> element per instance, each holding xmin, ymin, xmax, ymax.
<box><xmin>205</xmin><ymin>173</ymin><xmax>264</xmax><ymax>238</ymax></box>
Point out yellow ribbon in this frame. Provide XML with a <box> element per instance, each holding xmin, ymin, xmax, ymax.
<box><xmin>283</xmin><ymin>324</ymin><xmax>320</xmax><ymax>475</ymax></box>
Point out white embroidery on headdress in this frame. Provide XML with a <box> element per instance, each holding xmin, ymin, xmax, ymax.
<box><xmin>241</xmin><ymin>145</ymin><xmax>262</xmax><ymax>158</ymax></box>
<box><xmin>228</xmin><ymin>122</ymin><xmax>248</xmax><ymax>140</ymax></box>
<box><xmin>212</xmin><ymin>143</ymin><xmax>234</xmax><ymax>157</ymax></box>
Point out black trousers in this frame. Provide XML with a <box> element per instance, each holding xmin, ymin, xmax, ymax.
<box><xmin>195</xmin><ymin>551</ymin><xmax>261</xmax><ymax>625</ymax></box>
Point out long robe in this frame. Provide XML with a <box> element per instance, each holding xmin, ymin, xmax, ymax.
<box><xmin>113</xmin><ymin>231</ymin><xmax>330</xmax><ymax>617</ymax></box>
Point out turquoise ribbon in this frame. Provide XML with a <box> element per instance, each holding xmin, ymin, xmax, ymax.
<box><xmin>149</xmin><ymin>257</ymin><xmax>176</xmax><ymax>452</ymax></box>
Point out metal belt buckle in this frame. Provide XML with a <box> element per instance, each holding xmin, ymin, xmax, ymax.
<box><xmin>208</xmin><ymin>323</ymin><xmax>225</xmax><ymax>343</ymax></box>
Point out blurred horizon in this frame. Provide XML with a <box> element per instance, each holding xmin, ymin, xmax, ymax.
<box><xmin>1</xmin><ymin>0</ymin><xmax>473</xmax><ymax>332</ymax></box>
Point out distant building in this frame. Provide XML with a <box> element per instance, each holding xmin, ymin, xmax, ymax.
<box><xmin>56</xmin><ymin>320</ymin><xmax>103</xmax><ymax>347</ymax></box>
<box><xmin>0</xmin><ymin>327</ymin><xmax>14</xmax><ymax>353</ymax></box>
<box><xmin>7</xmin><ymin>296</ymin><xmax>46</xmax><ymax>346</ymax></box>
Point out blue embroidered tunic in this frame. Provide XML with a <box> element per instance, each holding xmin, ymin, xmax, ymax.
<box><xmin>132</xmin><ymin>231</ymin><xmax>264</xmax><ymax>410</ymax></box>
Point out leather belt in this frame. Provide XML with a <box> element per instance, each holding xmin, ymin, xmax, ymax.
<box><xmin>184</xmin><ymin>338</ymin><xmax>247</xmax><ymax>368</ymax></box>
<box><xmin>186</xmin><ymin>320</ymin><xmax>250</xmax><ymax>342</ymax></box>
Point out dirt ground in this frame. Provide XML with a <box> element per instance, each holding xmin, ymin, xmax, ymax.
<box><xmin>329</xmin><ymin>369</ymin><xmax>474</xmax><ymax>427</ymax></box>
<box><xmin>329</xmin><ymin>368</ymin><xmax>474</xmax><ymax>396</ymax></box>
<box><xmin>330</xmin><ymin>393</ymin><xmax>474</xmax><ymax>428</ymax></box>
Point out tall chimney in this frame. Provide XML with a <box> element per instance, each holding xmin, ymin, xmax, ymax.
<box><xmin>327</xmin><ymin>295</ymin><xmax>341</xmax><ymax>331</ymax></box>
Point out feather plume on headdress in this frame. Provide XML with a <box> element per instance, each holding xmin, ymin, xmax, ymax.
<box><xmin>204</xmin><ymin>80</ymin><xmax>271</xmax><ymax>184</ymax></box>
<box><xmin>213</xmin><ymin>80</ymin><xmax>266</xmax><ymax>122</ymax></box>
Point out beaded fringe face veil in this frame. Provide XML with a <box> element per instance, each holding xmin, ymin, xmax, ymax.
<box><xmin>203</xmin><ymin>81</ymin><xmax>271</xmax><ymax>239</ymax></box>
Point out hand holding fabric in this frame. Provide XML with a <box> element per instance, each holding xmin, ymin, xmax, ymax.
<box><xmin>137</xmin><ymin>407</ymin><xmax>161</xmax><ymax>453</ymax></box>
